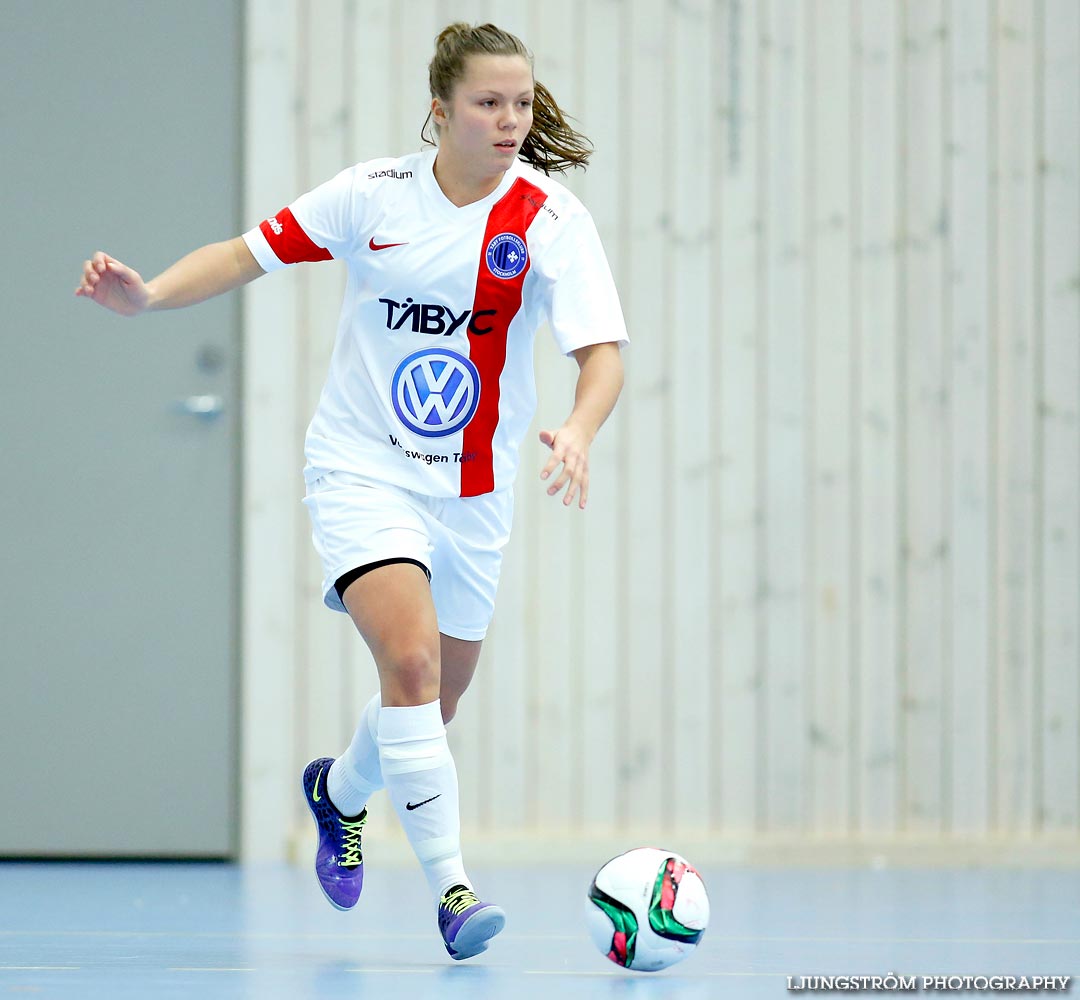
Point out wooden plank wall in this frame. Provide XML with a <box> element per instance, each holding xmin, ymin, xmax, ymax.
<box><xmin>241</xmin><ymin>0</ymin><xmax>1080</xmax><ymax>860</ymax></box>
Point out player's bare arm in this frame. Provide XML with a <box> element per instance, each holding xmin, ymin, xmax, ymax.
<box><xmin>76</xmin><ymin>237</ymin><xmax>264</xmax><ymax>316</ymax></box>
<box><xmin>539</xmin><ymin>340</ymin><xmax>624</xmax><ymax>510</ymax></box>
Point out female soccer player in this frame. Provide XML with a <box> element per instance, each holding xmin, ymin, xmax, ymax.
<box><xmin>76</xmin><ymin>22</ymin><xmax>627</xmax><ymax>961</ymax></box>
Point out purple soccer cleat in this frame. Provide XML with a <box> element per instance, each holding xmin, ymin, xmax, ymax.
<box><xmin>438</xmin><ymin>884</ymin><xmax>506</xmax><ymax>960</ymax></box>
<box><xmin>302</xmin><ymin>757</ymin><xmax>367</xmax><ymax>910</ymax></box>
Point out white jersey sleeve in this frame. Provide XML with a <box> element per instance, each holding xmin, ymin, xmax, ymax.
<box><xmin>242</xmin><ymin>164</ymin><xmax>369</xmax><ymax>272</ymax></box>
<box><xmin>534</xmin><ymin>204</ymin><xmax>628</xmax><ymax>356</ymax></box>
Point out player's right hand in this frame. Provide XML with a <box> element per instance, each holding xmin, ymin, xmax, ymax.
<box><xmin>75</xmin><ymin>251</ymin><xmax>150</xmax><ymax>316</ymax></box>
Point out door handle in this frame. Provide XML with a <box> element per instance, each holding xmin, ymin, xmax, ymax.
<box><xmin>176</xmin><ymin>395</ymin><xmax>225</xmax><ymax>421</ymax></box>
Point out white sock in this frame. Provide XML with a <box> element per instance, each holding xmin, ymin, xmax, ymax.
<box><xmin>377</xmin><ymin>699</ymin><xmax>470</xmax><ymax>900</ymax></box>
<box><xmin>328</xmin><ymin>693</ymin><xmax>384</xmax><ymax>817</ymax></box>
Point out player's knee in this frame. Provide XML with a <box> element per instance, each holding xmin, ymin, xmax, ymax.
<box><xmin>383</xmin><ymin>642</ymin><xmax>440</xmax><ymax>705</ymax></box>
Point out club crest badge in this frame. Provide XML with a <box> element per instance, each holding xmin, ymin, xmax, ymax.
<box><xmin>485</xmin><ymin>233</ymin><xmax>528</xmax><ymax>279</ymax></box>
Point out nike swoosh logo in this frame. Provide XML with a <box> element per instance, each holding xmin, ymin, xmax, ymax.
<box><xmin>313</xmin><ymin>767</ymin><xmax>324</xmax><ymax>803</ymax></box>
<box><xmin>369</xmin><ymin>237</ymin><xmax>409</xmax><ymax>251</ymax></box>
<box><xmin>405</xmin><ymin>794</ymin><xmax>441</xmax><ymax>811</ymax></box>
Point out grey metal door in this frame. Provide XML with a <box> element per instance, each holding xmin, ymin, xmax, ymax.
<box><xmin>0</xmin><ymin>2</ymin><xmax>242</xmax><ymax>856</ymax></box>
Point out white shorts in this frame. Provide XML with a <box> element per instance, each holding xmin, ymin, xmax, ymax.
<box><xmin>302</xmin><ymin>470</ymin><xmax>514</xmax><ymax>641</ymax></box>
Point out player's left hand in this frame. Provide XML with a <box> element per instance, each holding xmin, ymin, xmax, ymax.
<box><xmin>538</xmin><ymin>424</ymin><xmax>591</xmax><ymax>509</ymax></box>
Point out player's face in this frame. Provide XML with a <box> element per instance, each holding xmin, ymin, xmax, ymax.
<box><xmin>434</xmin><ymin>54</ymin><xmax>534</xmax><ymax>177</ymax></box>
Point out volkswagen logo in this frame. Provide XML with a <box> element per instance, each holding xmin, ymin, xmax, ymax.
<box><xmin>391</xmin><ymin>348</ymin><xmax>481</xmax><ymax>438</ymax></box>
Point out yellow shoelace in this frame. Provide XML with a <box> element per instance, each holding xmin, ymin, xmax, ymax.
<box><xmin>339</xmin><ymin>815</ymin><xmax>366</xmax><ymax>868</ymax></box>
<box><xmin>442</xmin><ymin>886</ymin><xmax>480</xmax><ymax>915</ymax></box>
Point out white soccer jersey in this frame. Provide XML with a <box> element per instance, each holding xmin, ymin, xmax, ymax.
<box><xmin>243</xmin><ymin>147</ymin><xmax>628</xmax><ymax>497</ymax></box>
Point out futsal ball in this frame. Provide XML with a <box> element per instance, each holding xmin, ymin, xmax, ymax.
<box><xmin>585</xmin><ymin>847</ymin><xmax>709</xmax><ymax>972</ymax></box>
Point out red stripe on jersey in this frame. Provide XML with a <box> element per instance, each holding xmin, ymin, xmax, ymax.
<box><xmin>259</xmin><ymin>207</ymin><xmax>333</xmax><ymax>264</ymax></box>
<box><xmin>460</xmin><ymin>178</ymin><xmax>547</xmax><ymax>497</ymax></box>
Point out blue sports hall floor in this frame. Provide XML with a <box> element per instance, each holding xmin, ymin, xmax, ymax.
<box><xmin>1</xmin><ymin>860</ymin><xmax>1077</xmax><ymax>998</ymax></box>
